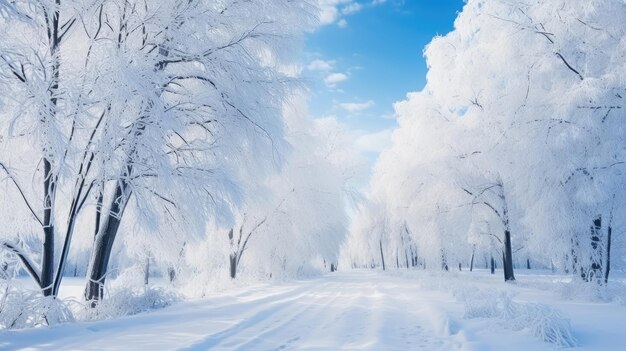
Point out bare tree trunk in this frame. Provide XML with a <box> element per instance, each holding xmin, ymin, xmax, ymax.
<box><xmin>41</xmin><ymin>158</ymin><xmax>56</xmax><ymax>297</ymax></box>
<box><xmin>84</xmin><ymin>180</ymin><xmax>130</xmax><ymax>305</ymax></box>
<box><xmin>490</xmin><ymin>256</ymin><xmax>495</xmax><ymax>274</ymax></box>
<box><xmin>40</xmin><ymin>0</ymin><xmax>63</xmax><ymax>297</ymax></box>
<box><xmin>229</xmin><ymin>253</ymin><xmax>237</xmax><ymax>279</ymax></box>
<box><xmin>589</xmin><ymin>216</ymin><xmax>603</xmax><ymax>283</ymax></box>
<box><xmin>143</xmin><ymin>255</ymin><xmax>150</xmax><ymax>286</ymax></box>
<box><xmin>39</xmin><ymin>56</ymin><xmax>65</xmax><ymax>287</ymax></box>
<box><xmin>94</xmin><ymin>188</ymin><xmax>104</xmax><ymax>241</ymax></box>
<box><xmin>379</xmin><ymin>240</ymin><xmax>386</xmax><ymax>271</ymax></box>
<box><xmin>227</xmin><ymin>228</ymin><xmax>238</xmax><ymax>279</ymax></box>
<box><xmin>404</xmin><ymin>249</ymin><xmax>409</xmax><ymax>269</ymax></box>
<box><xmin>469</xmin><ymin>247</ymin><xmax>475</xmax><ymax>272</ymax></box>
<box><xmin>604</xmin><ymin>224</ymin><xmax>611</xmax><ymax>284</ymax></box>
<box><xmin>168</xmin><ymin>267</ymin><xmax>176</xmax><ymax>282</ymax></box>
<box><xmin>503</xmin><ymin>230</ymin><xmax>515</xmax><ymax>281</ymax></box>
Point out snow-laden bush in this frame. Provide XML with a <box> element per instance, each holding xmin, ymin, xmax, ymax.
<box><xmin>506</xmin><ymin>298</ymin><xmax>577</xmax><ymax>348</ymax></box>
<box><xmin>78</xmin><ymin>287</ymin><xmax>179</xmax><ymax>321</ymax></box>
<box><xmin>459</xmin><ymin>289</ymin><xmax>577</xmax><ymax>348</ymax></box>
<box><xmin>459</xmin><ymin>290</ymin><xmax>499</xmax><ymax>319</ymax></box>
<box><xmin>0</xmin><ymin>281</ymin><xmax>74</xmax><ymax>329</ymax></box>
<box><xmin>554</xmin><ymin>279</ymin><xmax>626</xmax><ymax>305</ymax></box>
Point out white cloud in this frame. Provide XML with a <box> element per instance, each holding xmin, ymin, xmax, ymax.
<box><xmin>324</xmin><ymin>72</ymin><xmax>349</xmax><ymax>87</ymax></box>
<box><xmin>342</xmin><ymin>3</ymin><xmax>363</xmax><ymax>15</ymax></box>
<box><xmin>307</xmin><ymin>59</ymin><xmax>336</xmax><ymax>72</ymax></box>
<box><xmin>381</xmin><ymin>112</ymin><xmax>397</xmax><ymax>120</ymax></box>
<box><xmin>355</xmin><ymin>128</ymin><xmax>393</xmax><ymax>153</ymax></box>
<box><xmin>339</xmin><ymin>100</ymin><xmax>375</xmax><ymax>113</ymax></box>
<box><xmin>318</xmin><ymin>0</ymin><xmax>352</xmax><ymax>25</ymax></box>
<box><xmin>317</xmin><ymin>0</ymin><xmax>387</xmax><ymax>27</ymax></box>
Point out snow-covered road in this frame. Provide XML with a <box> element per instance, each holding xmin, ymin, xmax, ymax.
<box><xmin>2</xmin><ymin>271</ymin><xmax>625</xmax><ymax>350</ymax></box>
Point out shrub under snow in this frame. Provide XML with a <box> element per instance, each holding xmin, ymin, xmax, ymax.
<box><xmin>460</xmin><ymin>289</ymin><xmax>577</xmax><ymax>348</ymax></box>
<box><xmin>0</xmin><ymin>281</ymin><xmax>74</xmax><ymax>329</ymax></box>
<box><xmin>78</xmin><ymin>287</ymin><xmax>179</xmax><ymax>321</ymax></box>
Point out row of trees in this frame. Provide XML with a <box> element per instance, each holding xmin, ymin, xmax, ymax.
<box><xmin>344</xmin><ymin>0</ymin><xmax>625</xmax><ymax>284</ymax></box>
<box><xmin>0</xmin><ymin>0</ymin><xmax>358</xmax><ymax>309</ymax></box>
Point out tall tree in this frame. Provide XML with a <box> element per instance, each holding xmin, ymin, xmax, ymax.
<box><xmin>1</xmin><ymin>0</ymin><xmax>317</xmax><ymax>304</ymax></box>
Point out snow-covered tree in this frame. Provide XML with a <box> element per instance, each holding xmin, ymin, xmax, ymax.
<box><xmin>346</xmin><ymin>0</ymin><xmax>626</xmax><ymax>284</ymax></box>
<box><xmin>0</xmin><ymin>0</ymin><xmax>318</xmax><ymax>305</ymax></box>
<box><xmin>181</xmin><ymin>96</ymin><xmax>365</xmax><ymax>284</ymax></box>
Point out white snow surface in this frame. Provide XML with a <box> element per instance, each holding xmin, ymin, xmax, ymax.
<box><xmin>2</xmin><ymin>270</ymin><xmax>626</xmax><ymax>350</ymax></box>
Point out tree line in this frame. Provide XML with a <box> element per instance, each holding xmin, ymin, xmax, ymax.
<box><xmin>344</xmin><ymin>0</ymin><xmax>625</xmax><ymax>285</ymax></box>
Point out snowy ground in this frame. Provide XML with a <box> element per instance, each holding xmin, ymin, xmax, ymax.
<box><xmin>1</xmin><ymin>270</ymin><xmax>626</xmax><ymax>350</ymax></box>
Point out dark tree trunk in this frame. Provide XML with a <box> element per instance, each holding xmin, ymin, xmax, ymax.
<box><xmin>404</xmin><ymin>250</ymin><xmax>409</xmax><ymax>269</ymax></box>
<box><xmin>526</xmin><ymin>258</ymin><xmax>531</xmax><ymax>269</ymax></box>
<box><xmin>604</xmin><ymin>224</ymin><xmax>611</xmax><ymax>284</ymax></box>
<box><xmin>52</xmin><ymin>177</ymin><xmax>90</xmax><ymax>296</ymax></box>
<box><xmin>588</xmin><ymin>216</ymin><xmax>602</xmax><ymax>283</ymax></box>
<box><xmin>168</xmin><ymin>245</ymin><xmax>185</xmax><ymax>283</ymax></box>
<box><xmin>40</xmin><ymin>0</ymin><xmax>62</xmax><ymax>298</ymax></box>
<box><xmin>84</xmin><ymin>181</ymin><xmax>130</xmax><ymax>305</ymax></box>
<box><xmin>330</xmin><ymin>263</ymin><xmax>336</xmax><ymax>272</ymax></box>
<box><xmin>503</xmin><ymin>230</ymin><xmax>515</xmax><ymax>281</ymax></box>
<box><xmin>229</xmin><ymin>253</ymin><xmax>237</xmax><ymax>279</ymax></box>
<box><xmin>458</xmin><ymin>263</ymin><xmax>462</xmax><ymax>271</ymax></box>
<box><xmin>41</xmin><ymin>158</ymin><xmax>56</xmax><ymax>297</ymax></box>
<box><xmin>94</xmin><ymin>188</ymin><xmax>104</xmax><ymax>241</ymax></box>
<box><xmin>168</xmin><ymin>267</ymin><xmax>176</xmax><ymax>282</ymax></box>
<box><xmin>143</xmin><ymin>256</ymin><xmax>150</xmax><ymax>286</ymax></box>
<box><xmin>570</xmin><ymin>237</ymin><xmax>579</xmax><ymax>275</ymax></box>
<box><xmin>379</xmin><ymin>240</ymin><xmax>386</xmax><ymax>271</ymax></box>
<box><xmin>469</xmin><ymin>249</ymin><xmax>475</xmax><ymax>272</ymax></box>
<box><xmin>490</xmin><ymin>256</ymin><xmax>495</xmax><ymax>274</ymax></box>
<box><xmin>227</xmin><ymin>228</ymin><xmax>237</xmax><ymax>279</ymax></box>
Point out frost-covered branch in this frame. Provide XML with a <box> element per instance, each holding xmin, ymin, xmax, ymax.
<box><xmin>0</xmin><ymin>162</ymin><xmax>43</xmax><ymax>226</ymax></box>
<box><xmin>0</xmin><ymin>242</ymin><xmax>41</xmax><ymax>287</ymax></box>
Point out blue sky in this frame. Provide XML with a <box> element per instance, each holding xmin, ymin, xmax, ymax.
<box><xmin>303</xmin><ymin>0</ymin><xmax>465</xmax><ymax>158</ymax></box>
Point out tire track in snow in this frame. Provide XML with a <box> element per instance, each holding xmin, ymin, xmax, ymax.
<box><xmin>220</xmin><ymin>281</ymin><xmax>345</xmax><ymax>350</ymax></box>
<box><xmin>178</xmin><ymin>282</ymin><xmax>337</xmax><ymax>350</ymax></box>
<box><xmin>4</xmin><ymin>282</ymin><xmax>315</xmax><ymax>351</ymax></box>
